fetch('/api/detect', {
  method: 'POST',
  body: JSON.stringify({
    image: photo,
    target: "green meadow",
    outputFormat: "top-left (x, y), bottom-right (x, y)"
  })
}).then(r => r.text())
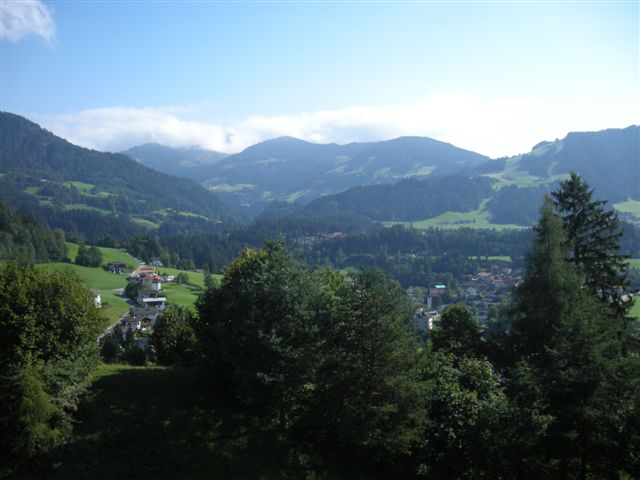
top-left (66, 242), bottom-right (139, 268)
top-left (384, 199), bottom-right (526, 231)
top-left (470, 255), bottom-right (512, 263)
top-left (163, 283), bottom-right (203, 310)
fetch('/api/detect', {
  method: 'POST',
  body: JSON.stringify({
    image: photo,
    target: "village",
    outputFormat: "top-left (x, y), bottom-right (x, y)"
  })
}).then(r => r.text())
top-left (98, 257), bottom-right (188, 351)
top-left (411, 263), bottom-right (522, 333)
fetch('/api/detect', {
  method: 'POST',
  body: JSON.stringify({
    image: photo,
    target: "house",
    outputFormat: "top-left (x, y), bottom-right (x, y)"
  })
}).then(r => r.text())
top-left (140, 296), bottom-right (167, 310)
top-left (120, 316), bottom-right (141, 332)
top-left (160, 274), bottom-right (175, 282)
top-left (465, 287), bottom-right (478, 297)
top-left (142, 274), bottom-right (162, 292)
top-left (429, 284), bottom-right (447, 296)
top-left (413, 310), bottom-right (440, 332)
top-left (138, 266), bottom-right (157, 276)
top-left (149, 257), bottom-right (163, 267)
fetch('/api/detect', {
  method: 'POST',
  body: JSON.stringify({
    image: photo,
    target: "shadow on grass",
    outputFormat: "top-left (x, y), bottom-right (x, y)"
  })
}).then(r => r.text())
top-left (37, 366), bottom-right (302, 480)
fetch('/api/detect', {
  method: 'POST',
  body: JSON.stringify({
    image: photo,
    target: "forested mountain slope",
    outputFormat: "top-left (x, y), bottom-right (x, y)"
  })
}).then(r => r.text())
top-left (0, 112), bottom-right (239, 240)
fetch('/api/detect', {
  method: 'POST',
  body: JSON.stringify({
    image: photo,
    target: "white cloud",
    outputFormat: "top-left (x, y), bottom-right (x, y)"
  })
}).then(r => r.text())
top-left (0, 0), bottom-right (55, 43)
top-left (33, 92), bottom-right (640, 158)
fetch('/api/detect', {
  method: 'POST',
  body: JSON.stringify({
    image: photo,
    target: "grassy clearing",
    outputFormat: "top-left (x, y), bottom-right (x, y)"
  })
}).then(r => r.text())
top-left (629, 259), bottom-right (640, 270)
top-left (63, 181), bottom-right (95, 193)
top-left (385, 199), bottom-right (525, 231)
top-left (163, 283), bottom-right (203, 310)
top-left (614, 199), bottom-right (640, 215)
top-left (131, 217), bottom-right (160, 229)
top-left (286, 190), bottom-right (311, 203)
top-left (65, 243), bottom-right (138, 268)
top-left (470, 255), bottom-right (512, 263)
top-left (481, 155), bottom-right (569, 191)
top-left (62, 204), bottom-right (111, 214)
top-left (405, 165), bottom-right (435, 177)
top-left (156, 268), bottom-right (222, 288)
top-left (24, 186), bottom-right (41, 195)
top-left (207, 183), bottom-right (255, 193)
top-left (39, 263), bottom-right (126, 290)
top-left (614, 199), bottom-right (640, 224)
top-left (43, 364), bottom-right (299, 480)
top-left (629, 297), bottom-right (640, 319)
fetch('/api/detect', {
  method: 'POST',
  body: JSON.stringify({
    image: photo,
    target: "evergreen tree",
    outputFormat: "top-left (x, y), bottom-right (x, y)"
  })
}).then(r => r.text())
top-left (294, 268), bottom-right (425, 472)
top-left (551, 172), bottom-right (630, 322)
top-left (506, 199), bottom-right (640, 478)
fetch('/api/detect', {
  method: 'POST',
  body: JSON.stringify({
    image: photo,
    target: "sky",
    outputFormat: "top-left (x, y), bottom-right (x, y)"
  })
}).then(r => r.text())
top-left (1, 0), bottom-right (638, 157)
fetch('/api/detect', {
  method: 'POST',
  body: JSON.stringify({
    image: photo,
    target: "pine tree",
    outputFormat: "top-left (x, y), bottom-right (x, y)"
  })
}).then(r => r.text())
top-left (551, 172), bottom-right (630, 322)
top-left (506, 198), bottom-right (640, 478)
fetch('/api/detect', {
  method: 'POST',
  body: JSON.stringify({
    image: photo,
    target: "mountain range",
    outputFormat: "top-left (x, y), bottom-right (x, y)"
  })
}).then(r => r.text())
top-left (1, 111), bottom-right (638, 240)
top-left (124, 135), bottom-right (491, 210)
top-left (122, 143), bottom-right (227, 180)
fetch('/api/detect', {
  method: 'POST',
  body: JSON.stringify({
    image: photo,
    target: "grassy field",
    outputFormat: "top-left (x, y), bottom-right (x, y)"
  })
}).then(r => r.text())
top-left (630, 297), bottom-right (640, 319)
top-left (470, 255), bottom-right (512, 263)
top-left (37, 364), bottom-right (302, 480)
top-left (613, 199), bottom-right (640, 215)
top-left (155, 268), bottom-right (223, 289)
top-left (628, 258), bottom-right (640, 270)
top-left (37, 263), bottom-right (129, 324)
top-left (66, 242), bottom-right (139, 269)
top-left (207, 183), bottom-right (255, 193)
top-left (163, 283), bottom-right (204, 310)
top-left (131, 217), bottom-right (160, 229)
top-left (62, 204), bottom-right (111, 214)
top-left (384, 199), bottom-right (526, 231)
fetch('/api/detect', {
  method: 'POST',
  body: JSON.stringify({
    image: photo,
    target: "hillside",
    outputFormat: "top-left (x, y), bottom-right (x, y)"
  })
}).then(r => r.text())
top-left (0, 113), bottom-right (239, 240)
top-left (476, 126), bottom-right (640, 224)
top-left (200, 136), bottom-right (490, 212)
top-left (300, 126), bottom-right (639, 229)
top-left (122, 143), bottom-right (227, 180)
top-left (303, 175), bottom-right (496, 223)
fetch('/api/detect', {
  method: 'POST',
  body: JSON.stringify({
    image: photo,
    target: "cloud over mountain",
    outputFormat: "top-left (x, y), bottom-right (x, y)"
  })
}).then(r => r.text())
top-left (33, 92), bottom-right (639, 158)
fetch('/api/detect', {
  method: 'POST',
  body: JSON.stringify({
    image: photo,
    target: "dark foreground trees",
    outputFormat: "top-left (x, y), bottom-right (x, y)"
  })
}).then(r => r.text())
top-left (196, 241), bottom-right (426, 474)
top-left (195, 223), bottom-right (639, 478)
top-left (505, 199), bottom-right (640, 478)
top-left (0, 264), bottom-right (103, 476)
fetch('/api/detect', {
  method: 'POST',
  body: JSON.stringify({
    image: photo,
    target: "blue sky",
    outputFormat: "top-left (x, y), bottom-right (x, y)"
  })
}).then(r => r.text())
top-left (1, 1), bottom-right (638, 156)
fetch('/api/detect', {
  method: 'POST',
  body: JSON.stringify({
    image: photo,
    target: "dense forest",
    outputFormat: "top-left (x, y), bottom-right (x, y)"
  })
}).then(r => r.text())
top-left (0, 201), bottom-right (68, 263)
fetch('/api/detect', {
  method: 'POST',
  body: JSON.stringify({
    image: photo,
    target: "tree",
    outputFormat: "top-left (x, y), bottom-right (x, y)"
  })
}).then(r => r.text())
top-left (430, 304), bottom-right (484, 358)
top-left (203, 271), bottom-right (215, 289)
top-left (505, 198), bottom-right (640, 478)
top-left (293, 268), bottom-right (426, 473)
top-left (196, 244), bottom-right (427, 475)
top-left (0, 264), bottom-right (102, 475)
top-left (124, 279), bottom-right (142, 300)
top-left (75, 244), bottom-right (103, 267)
top-left (152, 306), bottom-right (197, 366)
top-left (418, 352), bottom-right (510, 479)
top-left (551, 173), bottom-right (629, 321)
top-left (175, 272), bottom-right (190, 284)
top-left (196, 241), bottom-right (322, 425)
